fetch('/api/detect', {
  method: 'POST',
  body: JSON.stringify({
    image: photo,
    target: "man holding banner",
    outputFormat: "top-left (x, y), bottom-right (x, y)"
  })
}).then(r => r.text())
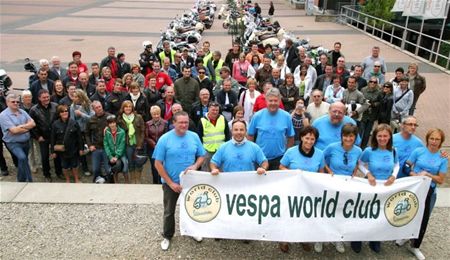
top-left (210, 119), bottom-right (268, 174)
top-left (153, 111), bottom-right (206, 251)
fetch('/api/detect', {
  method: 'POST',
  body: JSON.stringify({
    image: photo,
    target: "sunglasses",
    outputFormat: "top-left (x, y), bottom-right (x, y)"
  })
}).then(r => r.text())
top-left (10, 101), bottom-right (20, 104)
top-left (343, 151), bottom-right (348, 165)
top-left (198, 71), bottom-right (205, 74)
top-left (369, 81), bottom-right (378, 83)
top-left (60, 110), bottom-right (69, 113)
top-left (374, 65), bottom-right (381, 67)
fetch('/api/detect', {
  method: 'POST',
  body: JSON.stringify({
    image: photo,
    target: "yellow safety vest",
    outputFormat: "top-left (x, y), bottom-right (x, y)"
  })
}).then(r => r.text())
top-left (214, 59), bottom-right (224, 81)
top-left (159, 50), bottom-right (176, 64)
top-left (201, 116), bottom-right (226, 152)
top-left (203, 52), bottom-right (213, 66)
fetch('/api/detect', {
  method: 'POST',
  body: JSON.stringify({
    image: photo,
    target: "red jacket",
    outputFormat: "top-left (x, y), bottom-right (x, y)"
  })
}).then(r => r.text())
top-left (144, 72), bottom-right (173, 90)
top-left (253, 94), bottom-right (285, 112)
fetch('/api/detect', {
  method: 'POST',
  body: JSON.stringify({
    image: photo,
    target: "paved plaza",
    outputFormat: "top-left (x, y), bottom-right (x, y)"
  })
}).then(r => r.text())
top-left (0, 0), bottom-right (449, 259)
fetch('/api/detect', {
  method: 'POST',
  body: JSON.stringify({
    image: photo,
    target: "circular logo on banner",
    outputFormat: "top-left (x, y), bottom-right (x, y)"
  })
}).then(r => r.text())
top-left (384, 190), bottom-right (419, 227)
top-left (185, 184), bottom-right (221, 223)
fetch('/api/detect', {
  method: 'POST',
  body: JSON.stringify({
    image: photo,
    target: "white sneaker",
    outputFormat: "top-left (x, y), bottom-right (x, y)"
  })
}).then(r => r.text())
top-left (334, 242), bottom-right (345, 253)
top-left (192, 236), bottom-right (203, 242)
top-left (408, 247), bottom-right (425, 260)
top-left (161, 238), bottom-right (170, 251)
top-left (395, 239), bottom-right (408, 247)
top-left (314, 242), bottom-right (323, 253)
top-left (84, 171), bottom-right (91, 176)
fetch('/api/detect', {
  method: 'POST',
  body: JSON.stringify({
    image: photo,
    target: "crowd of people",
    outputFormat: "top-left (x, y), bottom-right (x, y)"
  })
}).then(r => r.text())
top-left (0, 13), bottom-right (446, 259)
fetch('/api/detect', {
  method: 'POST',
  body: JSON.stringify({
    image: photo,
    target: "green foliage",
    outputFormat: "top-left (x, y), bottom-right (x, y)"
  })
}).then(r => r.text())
top-left (362, 0), bottom-right (396, 22)
top-left (437, 42), bottom-right (450, 69)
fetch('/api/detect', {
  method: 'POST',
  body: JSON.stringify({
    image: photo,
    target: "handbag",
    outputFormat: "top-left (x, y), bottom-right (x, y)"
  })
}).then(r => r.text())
top-left (53, 120), bottom-right (72, 152)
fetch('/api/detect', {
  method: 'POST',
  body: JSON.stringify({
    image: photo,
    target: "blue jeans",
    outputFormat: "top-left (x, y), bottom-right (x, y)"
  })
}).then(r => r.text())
top-left (126, 145), bottom-right (136, 172)
top-left (6, 141), bottom-right (32, 182)
top-left (91, 149), bottom-right (110, 181)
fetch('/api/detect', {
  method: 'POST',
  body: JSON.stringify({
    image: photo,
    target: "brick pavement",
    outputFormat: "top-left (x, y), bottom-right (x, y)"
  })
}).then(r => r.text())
top-left (0, 0), bottom-right (448, 145)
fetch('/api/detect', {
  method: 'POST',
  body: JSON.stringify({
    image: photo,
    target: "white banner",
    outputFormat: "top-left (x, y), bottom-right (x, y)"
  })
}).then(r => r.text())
top-left (422, 0), bottom-right (448, 19)
top-left (392, 0), bottom-right (410, 12)
top-left (180, 170), bottom-right (431, 242)
top-left (402, 0), bottom-right (426, 16)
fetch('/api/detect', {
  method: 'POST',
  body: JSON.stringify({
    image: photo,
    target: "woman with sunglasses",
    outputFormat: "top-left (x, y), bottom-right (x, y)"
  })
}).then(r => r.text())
top-left (321, 123), bottom-right (362, 253)
top-left (50, 105), bottom-right (84, 183)
top-left (278, 125), bottom-right (325, 253)
top-left (352, 123), bottom-right (399, 254)
top-left (378, 82), bottom-right (393, 125)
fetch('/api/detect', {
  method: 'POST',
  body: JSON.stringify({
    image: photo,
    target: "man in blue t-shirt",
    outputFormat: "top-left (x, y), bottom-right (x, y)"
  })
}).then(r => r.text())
top-left (211, 119), bottom-right (268, 174)
top-left (153, 111), bottom-right (206, 251)
top-left (248, 88), bottom-right (295, 170)
top-left (393, 116), bottom-right (423, 178)
top-left (312, 102), bottom-right (360, 150)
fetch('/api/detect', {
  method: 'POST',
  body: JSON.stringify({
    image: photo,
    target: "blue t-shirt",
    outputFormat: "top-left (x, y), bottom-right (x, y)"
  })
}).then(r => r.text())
top-left (408, 147), bottom-right (448, 188)
top-left (0, 108), bottom-right (32, 143)
top-left (393, 133), bottom-right (423, 178)
top-left (211, 140), bottom-right (267, 172)
top-left (360, 147), bottom-right (399, 180)
top-left (280, 146), bottom-right (325, 172)
top-left (248, 108), bottom-right (295, 160)
top-left (312, 115), bottom-right (361, 150)
top-left (323, 142), bottom-right (362, 176)
top-left (152, 130), bottom-right (206, 184)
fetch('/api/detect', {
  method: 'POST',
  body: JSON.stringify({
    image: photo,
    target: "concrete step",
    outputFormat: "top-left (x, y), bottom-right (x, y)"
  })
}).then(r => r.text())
top-left (1, 182), bottom-right (449, 207)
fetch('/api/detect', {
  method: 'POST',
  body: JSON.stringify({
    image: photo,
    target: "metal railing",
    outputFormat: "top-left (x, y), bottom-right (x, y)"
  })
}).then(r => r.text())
top-left (339, 5), bottom-right (450, 71)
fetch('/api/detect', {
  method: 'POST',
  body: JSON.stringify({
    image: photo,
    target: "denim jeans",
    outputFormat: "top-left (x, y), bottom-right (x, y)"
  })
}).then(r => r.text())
top-left (126, 145), bottom-right (136, 172)
top-left (91, 149), bottom-right (110, 181)
top-left (6, 141), bottom-right (32, 182)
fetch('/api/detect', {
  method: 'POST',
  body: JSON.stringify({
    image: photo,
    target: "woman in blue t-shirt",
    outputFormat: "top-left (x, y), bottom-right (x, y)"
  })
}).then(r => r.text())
top-left (324, 123), bottom-right (362, 177)
top-left (399, 128), bottom-right (447, 260)
top-left (352, 123), bottom-right (399, 254)
top-left (278, 126), bottom-right (324, 253)
top-left (319, 124), bottom-right (362, 254)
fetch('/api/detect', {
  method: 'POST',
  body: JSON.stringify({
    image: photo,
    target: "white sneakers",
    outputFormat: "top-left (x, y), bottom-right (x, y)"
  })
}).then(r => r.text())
top-left (161, 236), bottom-right (202, 251)
top-left (395, 239), bottom-right (408, 247)
top-left (334, 242), bottom-right (345, 253)
top-left (314, 242), bottom-right (323, 253)
top-left (192, 236), bottom-right (203, 242)
top-left (408, 247), bottom-right (425, 260)
top-left (161, 238), bottom-right (170, 251)
top-left (84, 171), bottom-right (91, 176)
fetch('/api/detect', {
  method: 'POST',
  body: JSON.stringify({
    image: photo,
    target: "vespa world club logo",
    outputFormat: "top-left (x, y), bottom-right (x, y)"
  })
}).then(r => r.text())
top-left (384, 190), bottom-right (419, 227)
top-left (185, 184), bottom-right (221, 223)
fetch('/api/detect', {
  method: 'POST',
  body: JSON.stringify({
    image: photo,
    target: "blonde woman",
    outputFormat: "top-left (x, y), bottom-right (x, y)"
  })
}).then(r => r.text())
top-left (70, 89), bottom-right (94, 176)
top-left (238, 78), bottom-right (261, 122)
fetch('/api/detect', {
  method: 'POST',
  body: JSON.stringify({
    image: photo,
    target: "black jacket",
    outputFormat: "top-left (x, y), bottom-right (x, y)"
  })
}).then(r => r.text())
top-left (90, 91), bottom-right (108, 111)
top-left (197, 77), bottom-right (214, 100)
top-left (216, 90), bottom-right (238, 113)
top-left (143, 88), bottom-right (161, 107)
top-left (29, 102), bottom-right (59, 140)
top-left (190, 101), bottom-right (209, 127)
top-left (51, 118), bottom-right (83, 158)
top-left (106, 92), bottom-right (127, 115)
top-left (85, 112), bottom-right (111, 149)
top-left (126, 93), bottom-right (150, 122)
top-left (29, 79), bottom-right (54, 104)
top-left (78, 83), bottom-right (96, 98)
top-left (139, 50), bottom-right (158, 74)
top-left (118, 62), bottom-right (131, 79)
